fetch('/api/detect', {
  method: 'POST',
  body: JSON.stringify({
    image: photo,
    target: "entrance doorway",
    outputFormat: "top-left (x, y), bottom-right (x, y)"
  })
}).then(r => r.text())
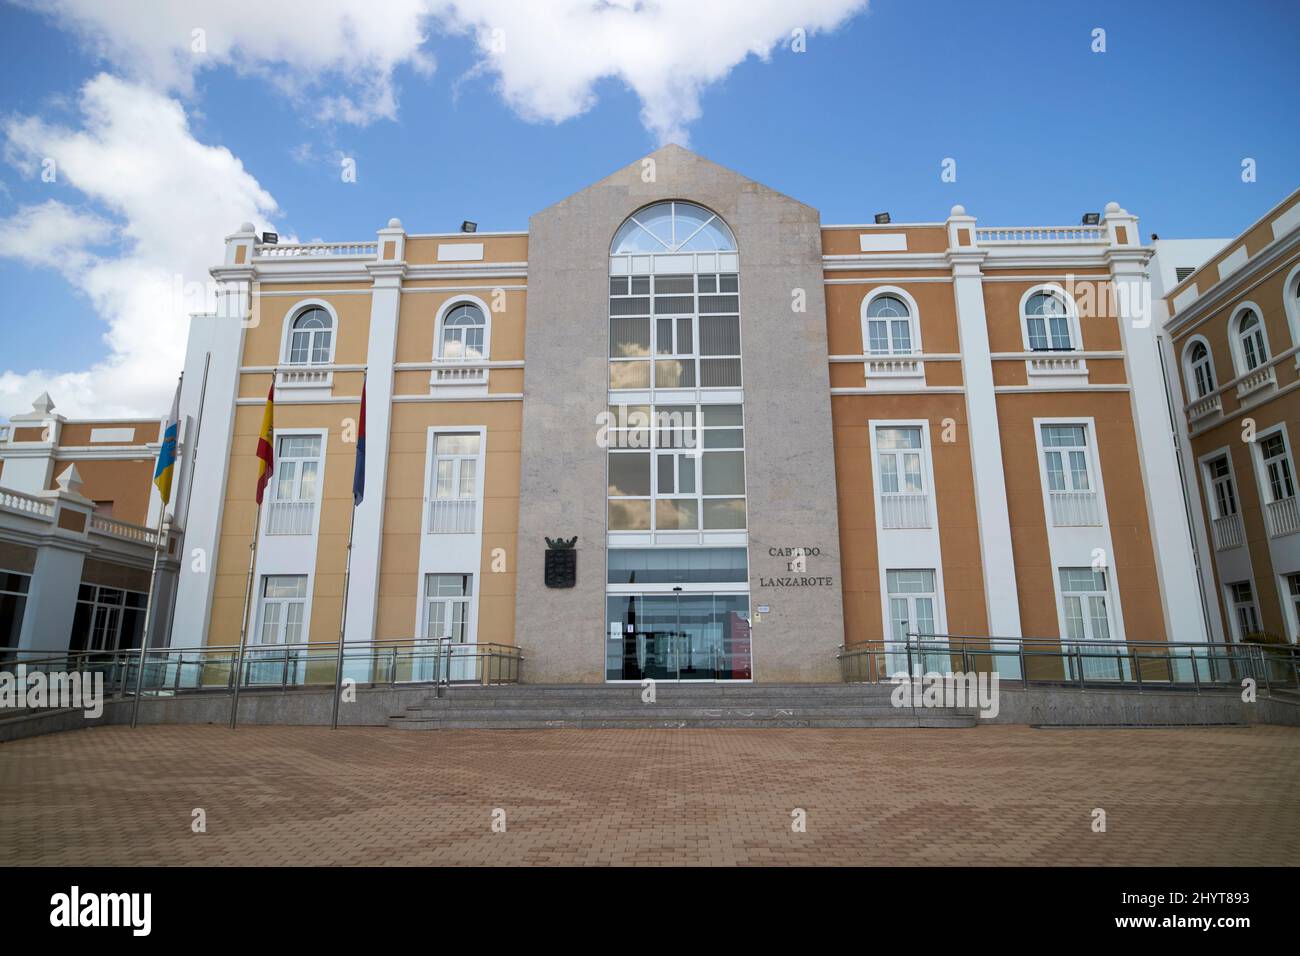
top-left (605, 592), bottom-right (751, 681)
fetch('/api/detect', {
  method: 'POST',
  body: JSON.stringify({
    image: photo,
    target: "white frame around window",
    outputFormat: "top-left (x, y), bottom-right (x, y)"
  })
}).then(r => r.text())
top-left (1226, 579), bottom-right (1261, 640)
top-left (1182, 335), bottom-right (1217, 401)
top-left (1283, 572), bottom-right (1300, 644)
top-left (1034, 419), bottom-right (1103, 528)
top-left (434, 295), bottom-right (492, 363)
top-left (255, 574), bottom-right (308, 646)
top-left (279, 299), bottom-right (339, 367)
top-left (1251, 424), bottom-right (1298, 538)
top-left (1283, 263), bottom-right (1300, 363)
top-left (264, 429), bottom-right (326, 536)
top-left (1019, 284), bottom-right (1081, 353)
top-left (860, 286), bottom-right (922, 357)
top-left (1198, 446), bottom-right (1246, 552)
top-left (425, 427), bottom-right (486, 535)
top-left (869, 420), bottom-right (937, 531)
top-left (1228, 301), bottom-right (1270, 375)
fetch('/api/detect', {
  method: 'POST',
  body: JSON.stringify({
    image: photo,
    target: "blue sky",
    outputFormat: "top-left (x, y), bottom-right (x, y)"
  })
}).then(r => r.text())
top-left (1, 0), bottom-right (1297, 417)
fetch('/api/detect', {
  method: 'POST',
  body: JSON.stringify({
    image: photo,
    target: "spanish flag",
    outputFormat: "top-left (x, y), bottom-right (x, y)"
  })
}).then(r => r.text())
top-left (152, 379), bottom-right (181, 505)
top-left (255, 383), bottom-right (275, 505)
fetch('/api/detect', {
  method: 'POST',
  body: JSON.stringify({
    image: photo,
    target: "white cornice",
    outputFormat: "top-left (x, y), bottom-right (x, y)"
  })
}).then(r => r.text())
top-left (1165, 227), bottom-right (1300, 336)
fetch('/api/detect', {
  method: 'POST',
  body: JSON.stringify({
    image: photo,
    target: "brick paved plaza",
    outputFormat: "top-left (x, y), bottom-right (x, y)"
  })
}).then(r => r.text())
top-left (1, 724), bottom-right (1297, 866)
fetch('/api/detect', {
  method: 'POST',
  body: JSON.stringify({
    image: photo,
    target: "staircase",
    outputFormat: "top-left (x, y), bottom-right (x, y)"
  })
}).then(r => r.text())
top-left (387, 683), bottom-right (977, 730)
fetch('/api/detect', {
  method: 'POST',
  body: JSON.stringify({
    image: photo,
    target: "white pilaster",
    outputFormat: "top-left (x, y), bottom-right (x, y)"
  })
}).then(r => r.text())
top-left (946, 206), bottom-right (1023, 676)
top-left (168, 223), bottom-right (256, 648)
top-left (1106, 203), bottom-right (1212, 644)
top-left (344, 220), bottom-right (405, 646)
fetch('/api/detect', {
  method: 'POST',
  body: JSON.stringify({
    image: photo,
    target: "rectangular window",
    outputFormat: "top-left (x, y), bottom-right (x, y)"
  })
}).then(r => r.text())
top-left (275, 435), bottom-right (322, 502)
top-left (0, 571), bottom-right (31, 653)
top-left (607, 404), bottom-right (747, 532)
top-left (257, 575), bottom-right (307, 645)
top-left (1228, 581), bottom-right (1261, 638)
top-left (609, 272), bottom-right (740, 391)
top-left (1288, 573), bottom-right (1300, 642)
top-left (1058, 568), bottom-right (1112, 642)
top-left (876, 426), bottom-right (925, 495)
top-left (429, 433), bottom-right (481, 534)
top-left (1041, 425), bottom-right (1091, 492)
top-left (1260, 433), bottom-right (1295, 503)
top-left (886, 570), bottom-right (937, 640)
top-left (1207, 455), bottom-right (1237, 517)
top-left (424, 574), bottom-right (472, 642)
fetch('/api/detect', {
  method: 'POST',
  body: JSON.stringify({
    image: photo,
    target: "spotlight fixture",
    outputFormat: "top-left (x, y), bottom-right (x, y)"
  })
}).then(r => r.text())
top-left (873, 212), bottom-right (891, 224)
top-left (460, 220), bottom-right (478, 233)
top-left (260, 231), bottom-right (279, 244)
top-left (1081, 212), bottom-right (1100, 226)
top-left (1150, 233), bottom-right (1160, 241)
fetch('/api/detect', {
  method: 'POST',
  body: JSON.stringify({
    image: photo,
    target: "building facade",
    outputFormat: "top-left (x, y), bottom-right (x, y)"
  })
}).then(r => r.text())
top-left (0, 394), bottom-right (177, 655)
top-left (5, 146), bottom-right (1243, 679)
top-left (1162, 188), bottom-right (1300, 646)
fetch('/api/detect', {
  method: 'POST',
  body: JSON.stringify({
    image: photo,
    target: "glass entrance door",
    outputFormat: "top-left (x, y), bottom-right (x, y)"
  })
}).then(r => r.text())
top-left (605, 593), bottom-right (751, 681)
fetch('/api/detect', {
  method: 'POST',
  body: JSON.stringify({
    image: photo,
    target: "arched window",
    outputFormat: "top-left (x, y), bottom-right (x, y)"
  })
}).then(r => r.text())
top-left (1235, 308), bottom-right (1268, 372)
top-left (863, 291), bottom-right (917, 355)
top-left (1022, 289), bottom-right (1076, 351)
top-left (439, 303), bottom-right (486, 360)
top-left (610, 201), bottom-right (736, 254)
top-left (286, 306), bottom-right (333, 365)
top-left (1185, 339), bottom-right (1216, 399)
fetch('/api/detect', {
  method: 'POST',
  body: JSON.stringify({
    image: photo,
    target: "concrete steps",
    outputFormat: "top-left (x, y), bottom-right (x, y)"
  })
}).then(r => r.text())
top-left (386, 683), bottom-right (976, 730)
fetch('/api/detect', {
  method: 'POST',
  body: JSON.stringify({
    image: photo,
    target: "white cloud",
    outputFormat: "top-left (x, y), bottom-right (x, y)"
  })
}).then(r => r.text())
top-left (23, 0), bottom-right (868, 140)
top-left (430, 0), bottom-right (868, 144)
top-left (19, 0), bottom-right (436, 125)
top-left (0, 74), bottom-right (281, 418)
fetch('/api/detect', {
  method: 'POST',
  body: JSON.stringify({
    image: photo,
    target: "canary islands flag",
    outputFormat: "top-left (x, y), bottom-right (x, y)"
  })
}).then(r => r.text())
top-left (152, 380), bottom-right (181, 505)
top-left (255, 384), bottom-right (275, 505)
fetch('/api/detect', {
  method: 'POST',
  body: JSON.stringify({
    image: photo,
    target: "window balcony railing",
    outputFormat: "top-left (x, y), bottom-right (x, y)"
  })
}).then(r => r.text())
top-left (266, 499), bottom-right (316, 535)
top-left (880, 493), bottom-right (930, 529)
top-left (277, 367), bottom-right (332, 388)
top-left (1049, 490), bottom-right (1101, 527)
top-left (1265, 496), bottom-right (1300, 538)
top-left (1235, 365), bottom-right (1276, 400)
top-left (1186, 393), bottom-right (1222, 423)
top-left (428, 497), bottom-right (477, 534)
top-left (1027, 355), bottom-right (1087, 375)
top-left (430, 363), bottom-right (487, 387)
top-left (255, 241), bottom-right (378, 259)
top-left (865, 355), bottom-right (923, 378)
top-left (1211, 512), bottom-right (1244, 551)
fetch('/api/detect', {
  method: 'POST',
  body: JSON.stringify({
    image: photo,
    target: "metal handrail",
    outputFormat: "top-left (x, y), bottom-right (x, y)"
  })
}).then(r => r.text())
top-left (0, 638), bottom-right (524, 704)
top-left (835, 634), bottom-right (1299, 697)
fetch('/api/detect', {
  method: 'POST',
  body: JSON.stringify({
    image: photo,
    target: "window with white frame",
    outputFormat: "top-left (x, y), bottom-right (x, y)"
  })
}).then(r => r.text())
top-left (1059, 568), bottom-right (1113, 643)
top-left (1235, 308), bottom-right (1268, 372)
top-left (257, 575), bottom-right (307, 644)
top-left (424, 573), bottom-right (472, 642)
top-left (1040, 424), bottom-right (1100, 526)
top-left (606, 404), bottom-right (745, 532)
top-left (1207, 455), bottom-right (1237, 517)
top-left (286, 307), bottom-right (333, 365)
top-left (439, 303), bottom-right (486, 361)
top-left (1228, 581), bottom-right (1261, 638)
top-left (1204, 455), bottom-right (1243, 550)
top-left (1023, 290), bottom-right (1075, 351)
top-left (429, 433), bottom-right (481, 533)
top-left (1259, 432), bottom-right (1295, 504)
top-left (886, 570), bottom-right (937, 640)
top-left (267, 435), bottom-right (322, 535)
top-left (1186, 340), bottom-right (1216, 399)
top-left (875, 425), bottom-right (930, 529)
top-left (1287, 573), bottom-right (1300, 642)
top-left (864, 293), bottom-right (915, 355)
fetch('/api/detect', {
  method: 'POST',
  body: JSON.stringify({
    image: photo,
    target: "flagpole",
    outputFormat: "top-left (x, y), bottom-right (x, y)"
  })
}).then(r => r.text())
top-left (332, 370), bottom-right (366, 730)
top-left (231, 375), bottom-right (276, 730)
top-left (130, 372), bottom-right (182, 729)
top-left (229, 500), bottom-right (263, 730)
